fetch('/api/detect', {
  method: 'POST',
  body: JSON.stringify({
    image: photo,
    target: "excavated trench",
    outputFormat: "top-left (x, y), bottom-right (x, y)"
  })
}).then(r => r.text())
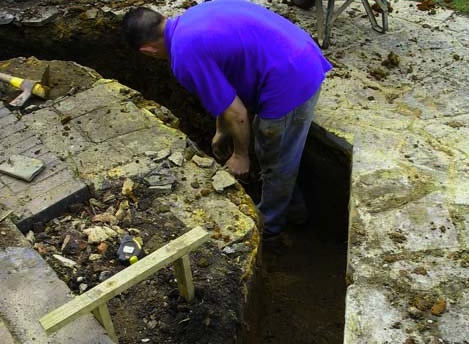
top-left (0, 8), bottom-right (351, 343)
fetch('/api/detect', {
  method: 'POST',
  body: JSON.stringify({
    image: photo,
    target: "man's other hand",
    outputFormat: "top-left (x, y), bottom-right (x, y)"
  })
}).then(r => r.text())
top-left (225, 153), bottom-right (250, 178)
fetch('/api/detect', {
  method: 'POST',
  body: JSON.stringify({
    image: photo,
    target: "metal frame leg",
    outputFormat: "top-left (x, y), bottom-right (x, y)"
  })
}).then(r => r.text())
top-left (315, 0), bottom-right (389, 48)
top-left (361, 0), bottom-right (388, 33)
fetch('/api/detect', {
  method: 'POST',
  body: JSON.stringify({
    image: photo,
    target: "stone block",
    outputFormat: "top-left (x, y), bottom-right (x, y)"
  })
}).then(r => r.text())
top-left (23, 176), bottom-right (86, 215)
top-left (344, 285), bottom-right (408, 344)
top-left (16, 177), bottom-right (89, 232)
top-left (71, 142), bottom-right (134, 178)
top-left (2, 132), bottom-right (42, 157)
top-left (113, 125), bottom-right (186, 156)
top-left (0, 155), bottom-right (45, 182)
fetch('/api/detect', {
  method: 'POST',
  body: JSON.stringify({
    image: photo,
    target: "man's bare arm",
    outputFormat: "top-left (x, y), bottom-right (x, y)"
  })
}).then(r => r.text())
top-left (219, 96), bottom-right (250, 177)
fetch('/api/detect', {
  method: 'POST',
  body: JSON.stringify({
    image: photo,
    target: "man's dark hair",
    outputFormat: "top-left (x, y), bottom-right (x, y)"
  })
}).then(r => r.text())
top-left (122, 7), bottom-right (164, 50)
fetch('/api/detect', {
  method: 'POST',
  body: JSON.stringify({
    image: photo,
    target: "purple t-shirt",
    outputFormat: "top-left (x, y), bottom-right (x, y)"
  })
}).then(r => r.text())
top-left (164, 0), bottom-right (332, 119)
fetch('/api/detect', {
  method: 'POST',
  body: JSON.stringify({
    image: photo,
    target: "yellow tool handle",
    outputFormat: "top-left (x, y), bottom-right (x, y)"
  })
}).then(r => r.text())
top-left (0, 72), bottom-right (49, 100)
top-left (32, 83), bottom-right (49, 99)
top-left (10, 76), bottom-right (24, 89)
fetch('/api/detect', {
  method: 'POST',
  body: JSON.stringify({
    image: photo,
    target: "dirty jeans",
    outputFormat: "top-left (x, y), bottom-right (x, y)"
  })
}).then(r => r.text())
top-left (252, 89), bottom-right (320, 234)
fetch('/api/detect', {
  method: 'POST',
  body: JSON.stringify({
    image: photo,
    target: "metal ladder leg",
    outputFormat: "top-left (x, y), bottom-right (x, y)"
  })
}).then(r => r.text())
top-left (361, 0), bottom-right (388, 33)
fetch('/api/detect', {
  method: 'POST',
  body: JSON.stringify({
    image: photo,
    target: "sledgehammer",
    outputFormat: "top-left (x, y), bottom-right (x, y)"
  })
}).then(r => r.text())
top-left (0, 65), bottom-right (50, 107)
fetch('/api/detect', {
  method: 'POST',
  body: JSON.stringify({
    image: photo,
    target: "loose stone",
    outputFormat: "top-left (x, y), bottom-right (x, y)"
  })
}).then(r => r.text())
top-left (53, 254), bottom-right (77, 268)
top-left (192, 155), bottom-right (214, 168)
top-left (169, 151), bottom-right (184, 166)
top-left (79, 283), bottom-right (88, 294)
top-left (154, 148), bottom-right (171, 162)
top-left (212, 170), bottom-right (236, 192)
top-left (89, 254), bottom-right (102, 261)
top-left (83, 226), bottom-right (114, 243)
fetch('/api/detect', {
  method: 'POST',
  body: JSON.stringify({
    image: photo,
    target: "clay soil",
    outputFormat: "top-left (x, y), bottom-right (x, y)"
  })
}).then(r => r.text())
top-left (31, 177), bottom-right (246, 344)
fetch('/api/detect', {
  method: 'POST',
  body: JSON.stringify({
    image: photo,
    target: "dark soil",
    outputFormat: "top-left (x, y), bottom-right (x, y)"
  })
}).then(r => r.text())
top-left (260, 224), bottom-right (346, 344)
top-left (32, 177), bottom-right (246, 344)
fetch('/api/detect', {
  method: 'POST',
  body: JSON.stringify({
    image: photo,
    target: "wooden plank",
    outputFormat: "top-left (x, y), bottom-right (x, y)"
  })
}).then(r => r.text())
top-left (92, 303), bottom-right (118, 343)
top-left (173, 255), bottom-right (194, 302)
top-left (40, 226), bottom-right (210, 335)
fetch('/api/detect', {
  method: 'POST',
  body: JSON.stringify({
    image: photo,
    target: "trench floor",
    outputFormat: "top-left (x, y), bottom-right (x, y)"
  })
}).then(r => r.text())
top-left (260, 222), bottom-right (347, 344)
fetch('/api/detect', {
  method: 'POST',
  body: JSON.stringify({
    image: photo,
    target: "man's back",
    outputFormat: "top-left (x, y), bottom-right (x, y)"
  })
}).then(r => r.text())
top-left (165, 0), bottom-right (332, 118)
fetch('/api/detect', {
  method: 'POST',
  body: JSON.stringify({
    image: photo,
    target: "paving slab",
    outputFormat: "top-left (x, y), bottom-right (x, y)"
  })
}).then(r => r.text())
top-left (0, 218), bottom-right (113, 344)
top-left (0, 318), bottom-right (16, 344)
top-left (0, 154), bottom-right (45, 182)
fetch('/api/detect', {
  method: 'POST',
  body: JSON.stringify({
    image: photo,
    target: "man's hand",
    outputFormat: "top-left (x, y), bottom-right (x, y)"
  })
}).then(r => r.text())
top-left (225, 153), bottom-right (250, 178)
top-left (211, 132), bottom-right (233, 163)
top-left (216, 96), bottom-right (251, 179)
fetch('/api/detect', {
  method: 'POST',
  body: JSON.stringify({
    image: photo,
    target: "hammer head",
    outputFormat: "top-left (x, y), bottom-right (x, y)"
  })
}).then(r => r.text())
top-left (8, 65), bottom-right (50, 107)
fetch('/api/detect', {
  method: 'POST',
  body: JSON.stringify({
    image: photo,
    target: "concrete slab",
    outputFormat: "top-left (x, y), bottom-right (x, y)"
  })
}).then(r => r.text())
top-left (0, 318), bottom-right (16, 344)
top-left (0, 154), bottom-right (45, 182)
top-left (0, 220), bottom-right (113, 344)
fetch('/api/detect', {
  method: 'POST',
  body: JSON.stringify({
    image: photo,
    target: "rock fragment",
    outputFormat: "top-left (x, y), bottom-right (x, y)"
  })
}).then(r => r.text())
top-left (21, 8), bottom-right (60, 26)
top-left (382, 51), bottom-right (400, 68)
top-left (89, 253), bottom-right (102, 261)
top-left (92, 212), bottom-right (118, 225)
top-left (212, 170), bottom-right (236, 192)
top-left (53, 254), bottom-right (77, 268)
top-left (79, 283), bottom-right (88, 294)
top-left (192, 155), bottom-right (214, 168)
top-left (25, 231), bottom-right (35, 244)
top-left (83, 226), bottom-right (116, 243)
top-left (431, 299), bottom-right (446, 316)
top-left (122, 178), bottom-right (137, 202)
top-left (169, 151), bottom-right (184, 166)
top-left (154, 148), bottom-right (172, 162)
top-left (99, 271), bottom-right (112, 282)
top-left (0, 13), bottom-right (14, 25)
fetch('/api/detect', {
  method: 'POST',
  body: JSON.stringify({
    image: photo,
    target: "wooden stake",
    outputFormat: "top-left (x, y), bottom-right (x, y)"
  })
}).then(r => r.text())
top-left (173, 255), bottom-right (194, 302)
top-left (92, 303), bottom-right (118, 343)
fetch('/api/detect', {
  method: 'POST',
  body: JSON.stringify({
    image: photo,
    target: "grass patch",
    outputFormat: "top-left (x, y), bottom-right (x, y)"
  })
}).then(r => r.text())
top-left (437, 0), bottom-right (469, 13)
top-left (452, 0), bottom-right (469, 13)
